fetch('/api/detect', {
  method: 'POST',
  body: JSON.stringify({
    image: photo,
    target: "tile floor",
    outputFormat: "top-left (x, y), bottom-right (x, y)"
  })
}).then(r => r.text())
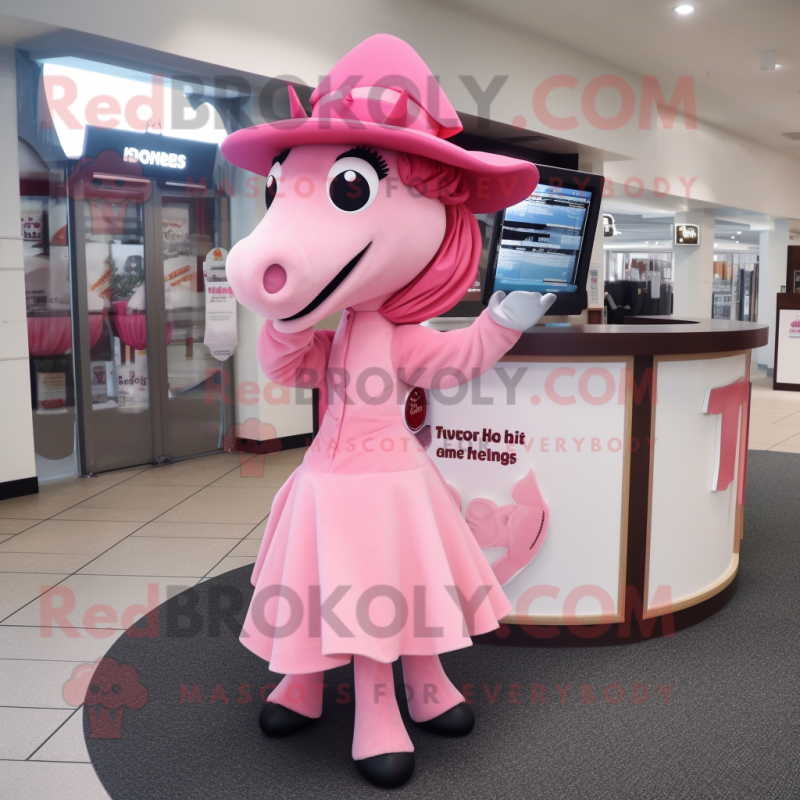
top-left (0, 448), bottom-right (304, 799)
top-left (0, 366), bottom-right (798, 798)
top-left (748, 366), bottom-right (800, 452)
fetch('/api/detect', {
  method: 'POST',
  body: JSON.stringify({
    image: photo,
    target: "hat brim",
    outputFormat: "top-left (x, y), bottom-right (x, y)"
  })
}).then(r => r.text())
top-left (221, 118), bottom-right (538, 214)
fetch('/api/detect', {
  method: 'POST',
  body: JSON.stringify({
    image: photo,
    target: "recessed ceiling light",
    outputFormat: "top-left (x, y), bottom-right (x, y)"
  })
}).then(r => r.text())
top-left (776, 64), bottom-right (782, 69)
top-left (674, 4), bottom-right (695, 15)
top-left (737, 230), bottom-right (742, 234)
top-left (731, 236), bottom-right (735, 239)
top-left (714, 243), bottom-right (718, 247)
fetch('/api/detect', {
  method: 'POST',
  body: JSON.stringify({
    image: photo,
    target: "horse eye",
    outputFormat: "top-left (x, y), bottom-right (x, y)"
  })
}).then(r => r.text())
top-left (265, 174), bottom-right (278, 209)
top-left (329, 170), bottom-right (371, 212)
top-left (265, 162), bottom-right (282, 210)
top-left (327, 158), bottom-right (379, 213)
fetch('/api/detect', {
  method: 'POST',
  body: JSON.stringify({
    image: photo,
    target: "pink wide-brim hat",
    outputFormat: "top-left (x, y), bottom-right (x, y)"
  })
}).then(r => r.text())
top-left (221, 34), bottom-right (538, 214)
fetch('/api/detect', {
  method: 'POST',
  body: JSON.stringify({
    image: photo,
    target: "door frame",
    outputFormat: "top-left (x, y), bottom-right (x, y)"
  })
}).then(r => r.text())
top-left (69, 173), bottom-right (233, 475)
top-left (144, 180), bottom-right (170, 465)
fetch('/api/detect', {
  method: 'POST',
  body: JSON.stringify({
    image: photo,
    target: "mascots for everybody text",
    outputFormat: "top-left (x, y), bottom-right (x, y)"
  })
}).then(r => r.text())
top-left (222, 34), bottom-right (555, 787)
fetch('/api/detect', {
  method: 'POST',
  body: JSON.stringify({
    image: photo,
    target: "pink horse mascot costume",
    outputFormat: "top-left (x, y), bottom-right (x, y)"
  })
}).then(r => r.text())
top-left (222, 34), bottom-right (555, 787)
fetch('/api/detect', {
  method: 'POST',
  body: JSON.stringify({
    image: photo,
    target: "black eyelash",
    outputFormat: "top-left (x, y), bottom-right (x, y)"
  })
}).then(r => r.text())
top-left (272, 148), bottom-right (291, 167)
top-left (335, 146), bottom-right (389, 180)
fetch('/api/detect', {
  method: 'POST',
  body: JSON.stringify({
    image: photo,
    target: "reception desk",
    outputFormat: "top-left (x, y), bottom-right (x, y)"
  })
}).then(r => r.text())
top-left (425, 317), bottom-right (768, 634)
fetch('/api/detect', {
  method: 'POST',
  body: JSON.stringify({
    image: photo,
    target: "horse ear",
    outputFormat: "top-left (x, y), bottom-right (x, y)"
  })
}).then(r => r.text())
top-left (382, 90), bottom-right (408, 127)
top-left (511, 469), bottom-right (545, 507)
top-left (287, 85), bottom-right (308, 119)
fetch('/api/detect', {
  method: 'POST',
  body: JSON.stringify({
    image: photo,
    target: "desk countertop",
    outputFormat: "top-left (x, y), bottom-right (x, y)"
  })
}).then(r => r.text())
top-left (504, 317), bottom-right (770, 357)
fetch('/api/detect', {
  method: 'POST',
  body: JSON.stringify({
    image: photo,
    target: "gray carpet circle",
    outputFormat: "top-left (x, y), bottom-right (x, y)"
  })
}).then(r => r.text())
top-left (84, 450), bottom-right (800, 799)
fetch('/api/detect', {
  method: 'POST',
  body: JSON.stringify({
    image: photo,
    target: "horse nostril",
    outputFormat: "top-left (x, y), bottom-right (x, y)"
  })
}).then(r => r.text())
top-left (263, 264), bottom-right (287, 294)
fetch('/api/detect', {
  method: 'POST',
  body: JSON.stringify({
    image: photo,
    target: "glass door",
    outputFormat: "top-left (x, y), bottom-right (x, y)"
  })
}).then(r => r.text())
top-left (157, 183), bottom-right (231, 459)
top-left (711, 252), bottom-right (759, 321)
top-left (69, 170), bottom-right (233, 474)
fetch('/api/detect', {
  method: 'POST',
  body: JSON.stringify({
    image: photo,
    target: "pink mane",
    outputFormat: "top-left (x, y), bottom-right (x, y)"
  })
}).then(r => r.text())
top-left (379, 153), bottom-right (481, 324)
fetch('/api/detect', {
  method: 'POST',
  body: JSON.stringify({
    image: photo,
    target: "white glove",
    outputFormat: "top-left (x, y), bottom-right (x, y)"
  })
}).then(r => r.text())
top-left (487, 290), bottom-right (557, 331)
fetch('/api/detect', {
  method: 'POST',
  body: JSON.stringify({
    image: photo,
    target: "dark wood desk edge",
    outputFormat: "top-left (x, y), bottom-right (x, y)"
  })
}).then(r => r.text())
top-left (508, 318), bottom-right (769, 357)
top-left (776, 293), bottom-right (800, 311)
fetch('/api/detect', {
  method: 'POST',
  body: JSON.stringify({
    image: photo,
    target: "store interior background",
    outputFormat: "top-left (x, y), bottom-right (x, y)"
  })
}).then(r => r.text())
top-left (3, 3), bottom-right (800, 797)
top-left (3, 0), bottom-right (800, 491)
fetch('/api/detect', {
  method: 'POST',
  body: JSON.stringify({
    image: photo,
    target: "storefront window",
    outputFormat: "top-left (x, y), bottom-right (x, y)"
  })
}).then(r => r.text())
top-left (19, 148), bottom-right (77, 480)
top-left (604, 251), bottom-right (674, 322)
top-left (17, 52), bottom-right (263, 477)
top-left (712, 252), bottom-right (759, 321)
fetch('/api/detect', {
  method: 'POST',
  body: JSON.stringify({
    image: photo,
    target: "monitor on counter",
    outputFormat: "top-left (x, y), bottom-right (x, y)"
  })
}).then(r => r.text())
top-left (482, 164), bottom-right (605, 317)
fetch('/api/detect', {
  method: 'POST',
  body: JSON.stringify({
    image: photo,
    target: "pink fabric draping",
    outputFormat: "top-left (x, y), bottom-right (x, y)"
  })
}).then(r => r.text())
top-left (396, 153), bottom-right (470, 205)
top-left (111, 301), bottom-right (173, 349)
top-left (27, 315), bottom-right (103, 357)
top-left (26, 317), bottom-right (72, 357)
top-left (112, 301), bottom-right (147, 349)
top-left (88, 315), bottom-right (104, 350)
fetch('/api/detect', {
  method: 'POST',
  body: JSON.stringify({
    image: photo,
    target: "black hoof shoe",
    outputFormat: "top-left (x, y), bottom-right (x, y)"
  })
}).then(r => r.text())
top-left (258, 703), bottom-right (317, 736)
top-left (417, 702), bottom-right (474, 736)
top-left (355, 752), bottom-right (415, 788)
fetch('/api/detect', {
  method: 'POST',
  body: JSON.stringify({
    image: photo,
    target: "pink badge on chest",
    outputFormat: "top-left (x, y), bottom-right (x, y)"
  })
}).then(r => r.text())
top-left (404, 387), bottom-right (427, 433)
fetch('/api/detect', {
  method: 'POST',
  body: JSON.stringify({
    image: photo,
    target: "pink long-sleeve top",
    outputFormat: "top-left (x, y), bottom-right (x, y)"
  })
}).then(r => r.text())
top-left (258, 308), bottom-right (520, 474)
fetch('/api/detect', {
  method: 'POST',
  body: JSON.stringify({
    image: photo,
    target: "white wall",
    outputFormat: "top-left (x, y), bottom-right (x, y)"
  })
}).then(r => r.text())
top-left (0, 46), bottom-right (37, 489)
top-left (756, 220), bottom-right (790, 370)
top-left (1, 0), bottom-right (656, 160)
top-left (8, 0), bottom-right (800, 223)
top-left (605, 122), bottom-right (800, 222)
top-left (672, 209), bottom-right (714, 318)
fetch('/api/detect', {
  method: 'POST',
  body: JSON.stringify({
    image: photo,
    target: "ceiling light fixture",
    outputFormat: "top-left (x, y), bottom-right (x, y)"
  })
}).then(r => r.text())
top-left (674, 4), bottom-right (695, 14)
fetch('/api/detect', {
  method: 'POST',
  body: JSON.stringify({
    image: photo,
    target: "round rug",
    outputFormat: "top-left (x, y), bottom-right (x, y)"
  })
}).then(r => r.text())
top-left (85, 451), bottom-right (800, 798)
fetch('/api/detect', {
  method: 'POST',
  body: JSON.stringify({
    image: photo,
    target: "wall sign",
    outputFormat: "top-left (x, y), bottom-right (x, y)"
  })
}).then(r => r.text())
top-left (123, 147), bottom-right (187, 170)
top-left (588, 267), bottom-right (602, 308)
top-left (775, 309), bottom-right (800, 386)
top-left (674, 223), bottom-right (700, 245)
top-left (203, 247), bottom-right (237, 361)
top-left (82, 126), bottom-right (217, 185)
